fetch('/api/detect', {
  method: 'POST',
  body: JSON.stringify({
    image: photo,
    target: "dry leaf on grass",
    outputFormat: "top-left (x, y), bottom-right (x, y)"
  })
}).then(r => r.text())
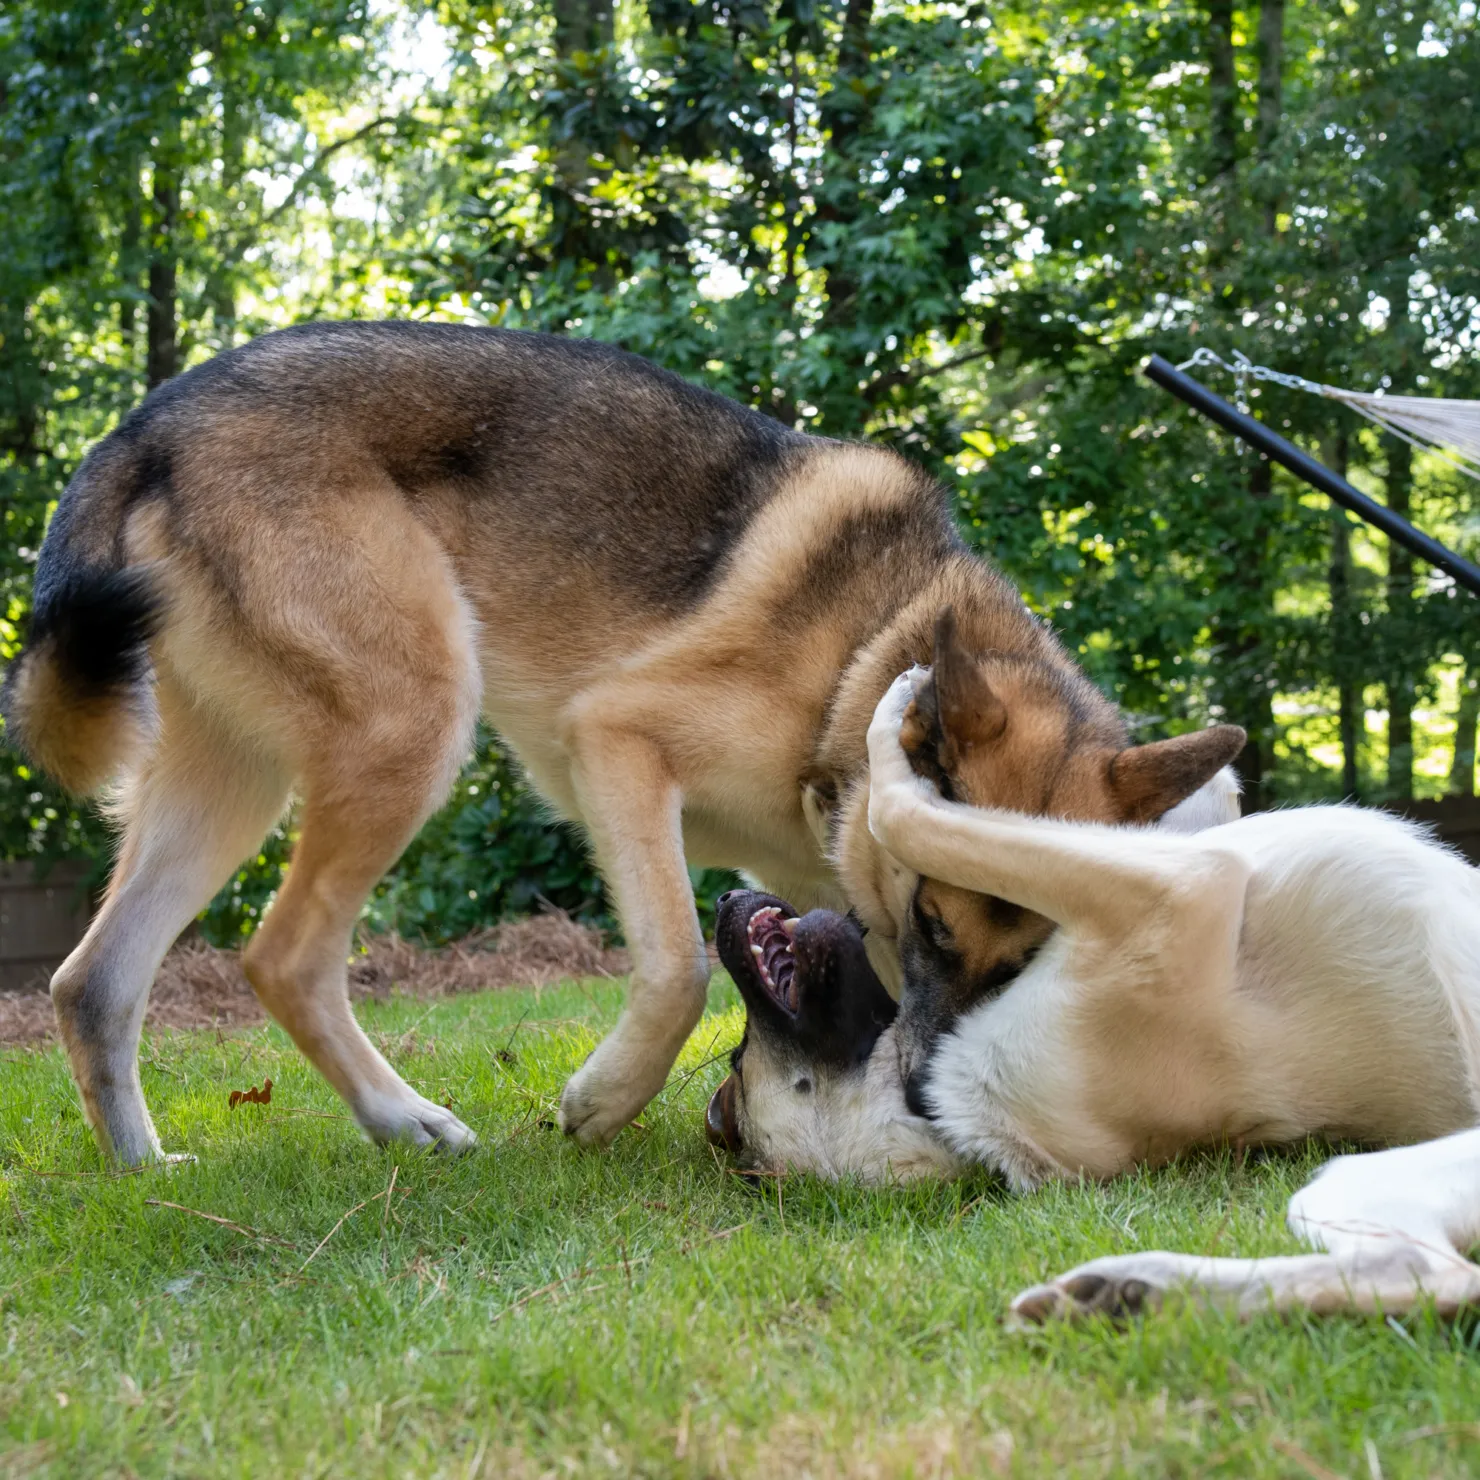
top-left (228, 1079), bottom-right (272, 1109)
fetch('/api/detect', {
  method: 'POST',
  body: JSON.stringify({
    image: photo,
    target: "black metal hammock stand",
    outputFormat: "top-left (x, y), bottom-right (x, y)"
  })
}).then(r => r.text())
top-left (1143, 352), bottom-right (1480, 599)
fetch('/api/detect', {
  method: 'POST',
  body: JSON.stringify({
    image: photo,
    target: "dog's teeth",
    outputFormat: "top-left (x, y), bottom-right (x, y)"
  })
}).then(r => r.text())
top-left (781, 917), bottom-right (799, 936)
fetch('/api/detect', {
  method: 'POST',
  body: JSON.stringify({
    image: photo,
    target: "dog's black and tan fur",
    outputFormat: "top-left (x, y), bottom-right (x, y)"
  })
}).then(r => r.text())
top-left (9, 321), bottom-right (1157, 1164)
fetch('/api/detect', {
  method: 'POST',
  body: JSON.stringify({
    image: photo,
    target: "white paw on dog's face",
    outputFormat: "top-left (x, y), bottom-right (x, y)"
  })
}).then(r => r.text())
top-left (708, 890), bottom-right (952, 1181)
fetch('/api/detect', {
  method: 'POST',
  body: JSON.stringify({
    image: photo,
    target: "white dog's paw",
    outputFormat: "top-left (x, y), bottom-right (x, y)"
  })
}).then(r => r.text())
top-left (866, 668), bottom-right (944, 844)
top-left (356, 1091), bottom-right (477, 1153)
top-left (558, 1027), bottom-right (674, 1147)
top-left (1009, 1254), bottom-right (1191, 1324)
top-left (866, 670), bottom-right (923, 756)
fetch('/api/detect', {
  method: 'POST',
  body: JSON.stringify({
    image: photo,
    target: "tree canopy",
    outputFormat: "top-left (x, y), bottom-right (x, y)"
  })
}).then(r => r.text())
top-left (3, 0), bottom-right (1478, 938)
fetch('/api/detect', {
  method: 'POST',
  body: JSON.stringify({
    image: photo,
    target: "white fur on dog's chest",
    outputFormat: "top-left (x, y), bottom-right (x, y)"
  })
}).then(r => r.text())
top-left (920, 807), bottom-right (1480, 1187)
top-left (924, 934), bottom-right (1132, 1188)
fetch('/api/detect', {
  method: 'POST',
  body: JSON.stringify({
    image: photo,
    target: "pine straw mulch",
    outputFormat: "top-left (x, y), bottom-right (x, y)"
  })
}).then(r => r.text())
top-left (0, 911), bottom-right (632, 1048)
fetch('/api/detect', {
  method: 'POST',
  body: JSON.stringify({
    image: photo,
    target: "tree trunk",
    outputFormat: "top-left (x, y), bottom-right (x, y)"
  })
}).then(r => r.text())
top-left (1385, 437), bottom-right (1415, 801)
top-left (814, 0), bottom-right (877, 391)
top-left (553, 0), bottom-right (613, 56)
top-left (208, 89), bottom-right (244, 351)
top-left (146, 136), bottom-right (179, 389)
top-left (1256, 0), bottom-right (1285, 235)
top-left (1207, 0), bottom-right (1285, 811)
top-left (0, 300), bottom-right (41, 465)
top-left (834, 0), bottom-right (874, 129)
top-left (1325, 429), bottom-right (1360, 799)
top-left (119, 187), bottom-right (142, 353)
top-left (1451, 668), bottom-right (1478, 797)
top-left (1207, 0), bottom-right (1237, 180)
top-left (1230, 453), bottom-right (1275, 812)
top-left (1256, 0), bottom-right (1284, 151)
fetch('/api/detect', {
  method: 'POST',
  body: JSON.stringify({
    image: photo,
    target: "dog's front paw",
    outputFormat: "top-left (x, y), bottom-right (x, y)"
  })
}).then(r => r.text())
top-left (558, 1026), bottom-right (674, 1147)
top-left (1009, 1255), bottom-right (1184, 1324)
top-left (355, 1090), bottom-right (477, 1153)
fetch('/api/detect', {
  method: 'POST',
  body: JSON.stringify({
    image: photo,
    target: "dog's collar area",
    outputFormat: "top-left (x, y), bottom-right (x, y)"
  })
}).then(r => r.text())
top-left (706, 1073), bottom-right (743, 1155)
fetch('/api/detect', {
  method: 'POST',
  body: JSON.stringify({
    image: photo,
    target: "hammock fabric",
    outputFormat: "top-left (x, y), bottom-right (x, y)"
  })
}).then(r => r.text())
top-left (1178, 348), bottom-right (1480, 484)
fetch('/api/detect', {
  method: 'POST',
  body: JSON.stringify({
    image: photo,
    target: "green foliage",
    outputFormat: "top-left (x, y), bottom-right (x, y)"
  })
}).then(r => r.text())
top-left (362, 732), bottom-right (608, 942)
top-left (4, 0), bottom-right (1480, 937)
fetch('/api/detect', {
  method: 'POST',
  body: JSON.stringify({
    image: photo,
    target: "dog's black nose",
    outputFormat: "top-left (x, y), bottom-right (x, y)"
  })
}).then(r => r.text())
top-left (717, 890), bottom-right (736, 907)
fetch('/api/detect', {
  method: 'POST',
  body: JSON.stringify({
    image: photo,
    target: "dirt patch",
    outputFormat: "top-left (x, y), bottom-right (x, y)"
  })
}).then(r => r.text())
top-left (0, 911), bottom-right (630, 1047)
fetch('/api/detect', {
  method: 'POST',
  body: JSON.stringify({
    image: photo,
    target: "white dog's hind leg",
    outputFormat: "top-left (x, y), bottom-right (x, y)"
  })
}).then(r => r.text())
top-left (1010, 1130), bottom-right (1480, 1322)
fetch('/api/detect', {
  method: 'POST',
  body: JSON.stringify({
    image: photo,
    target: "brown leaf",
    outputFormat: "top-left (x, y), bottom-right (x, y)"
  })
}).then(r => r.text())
top-left (228, 1078), bottom-right (272, 1110)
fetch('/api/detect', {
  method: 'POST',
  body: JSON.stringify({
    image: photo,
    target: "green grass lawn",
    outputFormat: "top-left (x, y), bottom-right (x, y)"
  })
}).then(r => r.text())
top-left (2, 975), bottom-right (1479, 1478)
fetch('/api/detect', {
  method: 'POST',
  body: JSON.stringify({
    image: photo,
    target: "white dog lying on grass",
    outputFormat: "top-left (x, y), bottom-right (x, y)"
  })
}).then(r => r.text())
top-left (705, 671), bottom-right (1480, 1320)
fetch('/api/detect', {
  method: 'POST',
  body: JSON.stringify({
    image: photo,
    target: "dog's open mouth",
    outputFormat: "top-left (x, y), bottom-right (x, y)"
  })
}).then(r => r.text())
top-left (716, 889), bottom-right (897, 1065)
top-left (746, 905), bottom-right (801, 1013)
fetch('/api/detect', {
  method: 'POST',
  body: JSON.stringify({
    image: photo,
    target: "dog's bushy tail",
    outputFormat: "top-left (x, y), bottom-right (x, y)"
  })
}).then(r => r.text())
top-left (2, 542), bottom-right (163, 797)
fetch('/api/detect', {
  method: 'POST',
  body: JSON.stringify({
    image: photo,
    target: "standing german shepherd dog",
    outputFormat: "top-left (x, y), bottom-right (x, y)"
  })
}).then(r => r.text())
top-left (4, 322), bottom-right (1237, 1165)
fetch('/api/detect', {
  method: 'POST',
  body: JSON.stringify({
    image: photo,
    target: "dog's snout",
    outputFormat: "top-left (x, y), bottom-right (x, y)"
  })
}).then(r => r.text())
top-left (717, 890), bottom-right (737, 907)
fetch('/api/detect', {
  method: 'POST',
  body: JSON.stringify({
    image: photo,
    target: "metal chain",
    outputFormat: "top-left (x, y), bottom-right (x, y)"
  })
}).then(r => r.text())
top-left (1175, 346), bottom-right (1333, 401)
top-left (1173, 346), bottom-right (1480, 485)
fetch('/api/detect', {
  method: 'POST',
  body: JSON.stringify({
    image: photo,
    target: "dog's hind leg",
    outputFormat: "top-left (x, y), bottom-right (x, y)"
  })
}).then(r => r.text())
top-left (1010, 1129), bottom-right (1480, 1322)
top-left (236, 510), bottom-right (482, 1150)
top-left (242, 763), bottom-right (477, 1150)
top-left (50, 684), bottom-right (290, 1165)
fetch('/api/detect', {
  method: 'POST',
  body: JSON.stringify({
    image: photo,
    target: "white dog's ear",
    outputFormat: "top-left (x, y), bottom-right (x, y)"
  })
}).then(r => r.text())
top-left (1157, 766), bottom-right (1242, 833)
top-left (1108, 726), bottom-right (1247, 824)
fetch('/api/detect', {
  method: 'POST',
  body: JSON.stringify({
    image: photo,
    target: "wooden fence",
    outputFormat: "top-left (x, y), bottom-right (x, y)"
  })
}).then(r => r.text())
top-left (1393, 794), bottom-right (1480, 868)
top-left (0, 861), bottom-right (94, 993)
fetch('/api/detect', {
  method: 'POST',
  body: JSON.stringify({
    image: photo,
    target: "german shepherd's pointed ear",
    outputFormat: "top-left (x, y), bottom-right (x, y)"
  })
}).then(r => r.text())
top-left (901, 607), bottom-right (1007, 788)
top-left (1107, 725), bottom-right (1246, 824)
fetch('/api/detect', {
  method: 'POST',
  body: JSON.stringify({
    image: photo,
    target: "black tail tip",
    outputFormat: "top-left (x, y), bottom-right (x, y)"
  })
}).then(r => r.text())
top-left (5, 567), bottom-right (162, 708)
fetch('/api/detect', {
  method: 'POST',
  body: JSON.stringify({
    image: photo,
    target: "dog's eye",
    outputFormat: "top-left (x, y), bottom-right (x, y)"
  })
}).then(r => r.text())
top-left (795, 1077), bottom-right (812, 1094)
top-left (913, 901), bottom-right (952, 948)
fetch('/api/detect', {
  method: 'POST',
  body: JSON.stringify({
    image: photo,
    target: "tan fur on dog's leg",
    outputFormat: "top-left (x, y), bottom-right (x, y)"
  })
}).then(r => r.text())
top-left (558, 723), bottom-right (709, 1145)
top-left (243, 787), bottom-right (475, 1150)
top-left (203, 490), bottom-right (484, 1148)
top-left (52, 683), bottom-right (290, 1164)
